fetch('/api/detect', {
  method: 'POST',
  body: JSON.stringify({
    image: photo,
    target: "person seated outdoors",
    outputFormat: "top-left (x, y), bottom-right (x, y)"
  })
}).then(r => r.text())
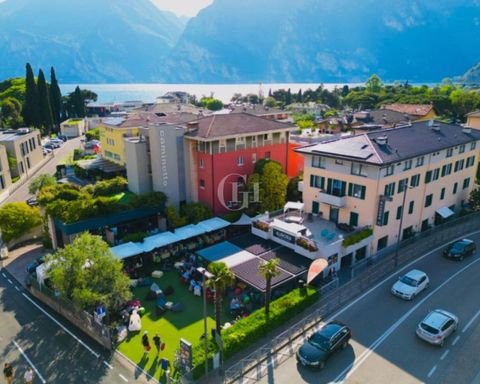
top-left (189, 279), bottom-right (197, 292)
top-left (230, 297), bottom-right (241, 310)
top-left (135, 257), bottom-right (144, 270)
top-left (182, 270), bottom-right (190, 281)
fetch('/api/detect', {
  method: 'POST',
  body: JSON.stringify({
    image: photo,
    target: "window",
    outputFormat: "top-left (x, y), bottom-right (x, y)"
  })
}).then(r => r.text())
top-left (459, 144), bottom-right (465, 154)
top-left (348, 183), bottom-right (366, 199)
top-left (441, 163), bottom-right (452, 177)
top-left (335, 159), bottom-right (343, 165)
top-left (264, 133), bottom-right (272, 141)
top-left (471, 142), bottom-right (476, 150)
top-left (425, 194), bottom-right (433, 208)
top-left (351, 163), bottom-right (367, 176)
top-left (453, 182), bottom-right (458, 195)
top-left (396, 206), bottom-right (403, 220)
top-left (410, 174), bottom-right (420, 187)
top-left (0, 175), bottom-right (4, 190)
top-left (408, 201), bottom-right (414, 214)
top-left (463, 177), bottom-right (471, 190)
top-left (416, 156), bottom-right (424, 167)
top-left (326, 178), bottom-right (347, 196)
top-left (377, 236), bottom-right (388, 250)
top-left (384, 182), bottom-right (396, 197)
top-left (312, 156), bottom-right (326, 169)
top-left (349, 212), bottom-right (359, 227)
top-left (199, 179), bottom-right (205, 189)
top-left (385, 165), bottom-right (394, 176)
top-left (198, 141), bottom-right (206, 152)
top-left (398, 178), bottom-right (408, 193)
top-left (237, 156), bottom-right (244, 166)
top-left (454, 159), bottom-right (464, 172)
top-left (440, 187), bottom-right (445, 200)
top-left (219, 139), bottom-right (226, 152)
top-left (404, 159), bottom-right (412, 170)
top-left (310, 175), bottom-right (325, 189)
top-left (199, 159), bottom-right (205, 168)
top-left (466, 156), bottom-right (475, 168)
top-left (251, 136), bottom-right (257, 147)
top-left (383, 211), bottom-right (390, 226)
top-left (425, 171), bottom-right (432, 184)
top-left (446, 148), bottom-right (453, 158)
top-left (265, 151), bottom-right (271, 160)
top-left (236, 136), bottom-right (245, 144)
top-left (432, 168), bottom-right (440, 181)
top-left (252, 153), bottom-right (257, 163)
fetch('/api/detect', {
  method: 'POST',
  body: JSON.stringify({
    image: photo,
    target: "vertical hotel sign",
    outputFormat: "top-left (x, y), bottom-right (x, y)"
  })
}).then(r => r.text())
top-left (376, 195), bottom-right (386, 226)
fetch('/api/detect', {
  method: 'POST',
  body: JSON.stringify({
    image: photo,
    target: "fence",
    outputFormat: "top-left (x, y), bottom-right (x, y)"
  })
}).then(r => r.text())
top-left (29, 279), bottom-right (113, 350)
top-left (222, 211), bottom-right (480, 384)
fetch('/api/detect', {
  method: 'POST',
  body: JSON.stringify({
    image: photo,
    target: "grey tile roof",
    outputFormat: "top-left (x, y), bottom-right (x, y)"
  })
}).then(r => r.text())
top-left (296, 120), bottom-right (480, 165)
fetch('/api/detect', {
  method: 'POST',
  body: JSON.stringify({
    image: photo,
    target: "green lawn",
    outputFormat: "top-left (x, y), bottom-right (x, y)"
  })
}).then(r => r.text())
top-left (117, 270), bottom-right (233, 382)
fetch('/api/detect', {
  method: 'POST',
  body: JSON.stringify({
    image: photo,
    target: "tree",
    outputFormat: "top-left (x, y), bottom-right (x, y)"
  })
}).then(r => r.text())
top-left (46, 232), bottom-right (132, 311)
top-left (264, 96), bottom-right (277, 108)
top-left (180, 202), bottom-right (212, 224)
top-left (0, 202), bottom-right (41, 243)
top-left (259, 161), bottom-right (288, 212)
top-left (166, 206), bottom-right (187, 229)
top-left (206, 261), bottom-right (235, 333)
top-left (49, 67), bottom-right (62, 129)
top-left (0, 97), bottom-right (23, 128)
top-left (201, 97), bottom-right (223, 111)
top-left (29, 174), bottom-right (57, 194)
top-left (259, 258), bottom-right (280, 322)
top-left (286, 174), bottom-right (303, 202)
top-left (469, 188), bottom-right (480, 211)
top-left (297, 89), bottom-right (303, 103)
top-left (72, 86), bottom-right (86, 117)
top-left (37, 69), bottom-right (54, 134)
top-left (22, 63), bottom-right (40, 127)
top-left (365, 74), bottom-right (383, 93)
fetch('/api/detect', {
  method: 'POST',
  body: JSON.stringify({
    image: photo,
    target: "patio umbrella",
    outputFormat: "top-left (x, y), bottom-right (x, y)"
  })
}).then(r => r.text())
top-left (306, 258), bottom-right (328, 284)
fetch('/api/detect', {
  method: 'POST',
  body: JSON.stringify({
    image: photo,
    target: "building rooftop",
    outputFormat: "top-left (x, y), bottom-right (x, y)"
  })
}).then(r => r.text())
top-left (382, 103), bottom-right (434, 117)
top-left (102, 112), bottom-right (166, 128)
top-left (184, 112), bottom-right (294, 139)
top-left (466, 110), bottom-right (480, 117)
top-left (296, 120), bottom-right (480, 165)
top-left (353, 109), bottom-right (412, 127)
top-left (0, 128), bottom-right (37, 142)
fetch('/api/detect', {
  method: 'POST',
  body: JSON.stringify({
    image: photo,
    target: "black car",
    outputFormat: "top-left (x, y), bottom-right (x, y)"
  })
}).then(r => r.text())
top-left (296, 321), bottom-right (351, 369)
top-left (443, 239), bottom-right (476, 260)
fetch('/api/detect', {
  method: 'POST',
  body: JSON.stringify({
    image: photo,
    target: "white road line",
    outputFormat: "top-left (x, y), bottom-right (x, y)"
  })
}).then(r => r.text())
top-left (15, 286), bottom-right (20, 291)
top-left (1, 273), bottom-right (6, 278)
top-left (452, 335), bottom-right (461, 346)
top-left (462, 308), bottom-right (480, 333)
top-left (332, 258), bottom-right (480, 383)
top-left (427, 365), bottom-right (437, 378)
top-left (21, 293), bottom-right (100, 358)
top-left (103, 361), bottom-right (113, 369)
top-left (7, 278), bottom-right (12, 284)
top-left (440, 349), bottom-right (450, 360)
top-left (13, 340), bottom-right (47, 384)
top-left (119, 373), bottom-right (128, 382)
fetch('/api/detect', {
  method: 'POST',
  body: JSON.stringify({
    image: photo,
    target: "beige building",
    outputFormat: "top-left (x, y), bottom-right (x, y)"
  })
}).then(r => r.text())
top-left (466, 111), bottom-right (480, 129)
top-left (60, 118), bottom-right (86, 138)
top-left (0, 144), bottom-right (13, 196)
top-left (0, 128), bottom-right (43, 178)
top-left (297, 120), bottom-right (480, 265)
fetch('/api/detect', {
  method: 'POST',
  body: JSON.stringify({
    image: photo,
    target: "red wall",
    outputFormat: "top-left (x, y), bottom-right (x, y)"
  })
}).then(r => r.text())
top-left (287, 142), bottom-right (305, 178)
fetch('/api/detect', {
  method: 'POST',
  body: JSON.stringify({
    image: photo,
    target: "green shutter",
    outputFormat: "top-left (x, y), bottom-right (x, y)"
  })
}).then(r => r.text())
top-left (348, 183), bottom-right (353, 196)
top-left (310, 174), bottom-right (314, 187)
top-left (327, 179), bottom-right (332, 194)
top-left (341, 181), bottom-right (346, 196)
top-left (361, 186), bottom-right (366, 199)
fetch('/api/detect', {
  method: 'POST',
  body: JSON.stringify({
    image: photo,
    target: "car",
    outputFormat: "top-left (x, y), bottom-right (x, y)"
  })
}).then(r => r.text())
top-left (26, 197), bottom-right (39, 206)
top-left (48, 138), bottom-right (63, 146)
top-left (57, 135), bottom-right (68, 142)
top-left (391, 269), bottom-right (429, 300)
top-left (443, 239), bottom-right (476, 260)
top-left (296, 321), bottom-right (351, 369)
top-left (416, 309), bottom-right (458, 347)
top-left (25, 255), bottom-right (46, 274)
top-left (44, 142), bottom-right (58, 149)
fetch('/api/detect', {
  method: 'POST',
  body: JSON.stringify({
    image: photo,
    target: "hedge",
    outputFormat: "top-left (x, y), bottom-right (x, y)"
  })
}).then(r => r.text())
top-left (191, 287), bottom-right (320, 379)
top-left (342, 227), bottom-right (373, 247)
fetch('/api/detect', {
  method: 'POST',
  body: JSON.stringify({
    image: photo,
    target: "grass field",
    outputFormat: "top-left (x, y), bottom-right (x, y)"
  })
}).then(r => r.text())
top-left (118, 270), bottom-right (233, 382)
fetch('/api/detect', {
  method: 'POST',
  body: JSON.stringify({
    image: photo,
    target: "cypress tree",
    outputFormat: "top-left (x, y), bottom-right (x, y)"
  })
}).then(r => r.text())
top-left (37, 69), bottom-right (54, 135)
top-left (23, 63), bottom-right (40, 127)
top-left (49, 66), bottom-right (62, 130)
top-left (73, 86), bottom-right (85, 117)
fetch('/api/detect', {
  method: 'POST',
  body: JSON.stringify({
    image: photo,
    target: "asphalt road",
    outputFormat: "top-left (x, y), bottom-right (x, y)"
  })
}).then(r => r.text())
top-left (0, 269), bottom-right (154, 384)
top-left (259, 232), bottom-right (480, 384)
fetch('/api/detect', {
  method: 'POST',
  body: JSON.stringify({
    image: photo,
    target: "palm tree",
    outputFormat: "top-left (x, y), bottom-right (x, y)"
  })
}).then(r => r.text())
top-left (259, 258), bottom-right (280, 322)
top-left (206, 261), bottom-right (235, 333)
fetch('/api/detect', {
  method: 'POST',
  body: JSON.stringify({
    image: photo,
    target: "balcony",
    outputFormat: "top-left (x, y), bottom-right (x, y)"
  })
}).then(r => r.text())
top-left (318, 191), bottom-right (345, 207)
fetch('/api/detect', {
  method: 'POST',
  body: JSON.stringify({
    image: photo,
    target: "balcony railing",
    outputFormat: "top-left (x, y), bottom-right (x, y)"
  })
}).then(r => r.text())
top-left (318, 191), bottom-right (345, 207)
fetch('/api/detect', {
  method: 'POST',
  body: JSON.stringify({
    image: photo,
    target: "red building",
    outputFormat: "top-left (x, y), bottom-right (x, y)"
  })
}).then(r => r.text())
top-left (184, 113), bottom-right (294, 214)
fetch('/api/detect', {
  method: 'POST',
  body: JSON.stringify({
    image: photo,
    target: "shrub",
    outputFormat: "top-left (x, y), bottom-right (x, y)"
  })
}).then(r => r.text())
top-left (252, 220), bottom-right (269, 232)
top-left (342, 227), bottom-right (373, 247)
top-left (295, 237), bottom-right (318, 252)
top-left (121, 231), bottom-right (147, 243)
top-left (93, 176), bottom-right (128, 196)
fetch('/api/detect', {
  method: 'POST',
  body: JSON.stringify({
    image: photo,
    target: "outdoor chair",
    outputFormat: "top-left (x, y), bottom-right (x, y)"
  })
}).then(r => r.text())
top-left (326, 232), bottom-right (336, 241)
top-left (321, 229), bottom-right (329, 237)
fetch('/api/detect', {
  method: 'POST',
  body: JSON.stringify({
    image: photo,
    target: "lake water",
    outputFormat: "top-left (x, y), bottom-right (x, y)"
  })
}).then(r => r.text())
top-left (59, 83), bottom-right (364, 104)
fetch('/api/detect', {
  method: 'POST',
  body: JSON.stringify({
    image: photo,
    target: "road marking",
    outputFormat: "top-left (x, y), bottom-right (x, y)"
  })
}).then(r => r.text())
top-left (7, 278), bottom-right (12, 284)
top-left (462, 308), bottom-right (480, 333)
top-left (13, 340), bottom-right (47, 384)
top-left (103, 361), bottom-right (113, 369)
top-left (332, 258), bottom-right (480, 383)
top-left (15, 286), bottom-right (20, 291)
top-left (21, 292), bottom-right (100, 358)
top-left (440, 349), bottom-right (450, 360)
top-left (1, 273), bottom-right (6, 278)
top-left (452, 335), bottom-right (461, 346)
top-left (119, 373), bottom-right (128, 382)
top-left (427, 365), bottom-right (437, 378)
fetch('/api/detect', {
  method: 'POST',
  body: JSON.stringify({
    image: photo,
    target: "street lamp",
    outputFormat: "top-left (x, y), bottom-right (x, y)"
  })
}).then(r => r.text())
top-left (394, 182), bottom-right (411, 267)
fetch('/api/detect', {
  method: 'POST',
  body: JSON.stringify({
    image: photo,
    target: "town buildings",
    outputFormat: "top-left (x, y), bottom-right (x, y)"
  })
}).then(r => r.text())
top-left (60, 118), bottom-right (86, 138)
top-left (0, 145), bottom-right (12, 196)
top-left (381, 103), bottom-right (437, 120)
top-left (466, 111), bottom-right (480, 129)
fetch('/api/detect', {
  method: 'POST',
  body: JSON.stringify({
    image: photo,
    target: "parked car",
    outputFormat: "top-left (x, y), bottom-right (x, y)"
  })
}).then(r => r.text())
top-left (57, 135), bottom-right (68, 142)
top-left (43, 143), bottom-right (56, 150)
top-left (296, 321), bottom-right (351, 369)
top-left (26, 197), bottom-right (39, 206)
top-left (25, 255), bottom-right (46, 274)
top-left (443, 239), bottom-right (476, 261)
top-left (416, 309), bottom-right (458, 347)
top-left (391, 269), bottom-right (429, 300)
top-left (48, 138), bottom-right (64, 146)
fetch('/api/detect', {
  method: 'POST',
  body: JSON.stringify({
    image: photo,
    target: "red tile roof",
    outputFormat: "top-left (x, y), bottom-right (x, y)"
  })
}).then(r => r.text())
top-left (382, 103), bottom-right (434, 117)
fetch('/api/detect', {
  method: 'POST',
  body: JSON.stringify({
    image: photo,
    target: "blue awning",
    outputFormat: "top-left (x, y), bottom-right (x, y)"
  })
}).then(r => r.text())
top-left (110, 242), bottom-right (144, 260)
top-left (140, 231), bottom-right (181, 252)
top-left (197, 217), bottom-right (230, 232)
top-left (174, 224), bottom-right (206, 240)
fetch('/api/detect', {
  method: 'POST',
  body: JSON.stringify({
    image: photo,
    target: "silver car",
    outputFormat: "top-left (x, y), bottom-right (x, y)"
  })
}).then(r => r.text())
top-left (391, 269), bottom-right (429, 300)
top-left (416, 309), bottom-right (458, 347)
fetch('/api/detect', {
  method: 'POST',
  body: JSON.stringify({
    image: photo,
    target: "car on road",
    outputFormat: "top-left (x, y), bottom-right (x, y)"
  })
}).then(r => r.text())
top-left (391, 269), bottom-right (429, 300)
top-left (25, 255), bottom-right (46, 274)
top-left (443, 239), bottom-right (476, 260)
top-left (26, 197), bottom-right (39, 206)
top-left (296, 321), bottom-right (351, 369)
top-left (416, 309), bottom-right (458, 347)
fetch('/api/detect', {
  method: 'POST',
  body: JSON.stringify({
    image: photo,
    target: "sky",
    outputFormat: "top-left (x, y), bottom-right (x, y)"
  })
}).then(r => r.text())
top-left (150, 0), bottom-right (213, 17)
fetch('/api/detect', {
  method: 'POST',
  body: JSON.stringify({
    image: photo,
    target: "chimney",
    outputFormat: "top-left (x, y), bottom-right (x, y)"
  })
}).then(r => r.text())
top-left (462, 126), bottom-right (472, 134)
top-left (375, 135), bottom-right (388, 145)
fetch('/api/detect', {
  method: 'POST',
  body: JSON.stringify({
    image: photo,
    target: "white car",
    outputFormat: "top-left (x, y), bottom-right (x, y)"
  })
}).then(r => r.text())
top-left (391, 269), bottom-right (429, 300)
top-left (416, 309), bottom-right (458, 347)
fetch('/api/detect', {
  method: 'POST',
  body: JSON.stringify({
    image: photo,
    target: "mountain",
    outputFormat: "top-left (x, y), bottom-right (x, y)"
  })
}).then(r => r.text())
top-left (462, 63), bottom-right (480, 85)
top-left (0, 0), bottom-right (186, 82)
top-left (161, 0), bottom-right (480, 83)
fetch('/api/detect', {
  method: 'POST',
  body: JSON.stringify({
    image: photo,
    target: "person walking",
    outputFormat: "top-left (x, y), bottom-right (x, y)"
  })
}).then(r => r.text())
top-left (153, 333), bottom-right (161, 355)
top-left (142, 331), bottom-right (151, 354)
top-left (3, 362), bottom-right (13, 384)
top-left (24, 367), bottom-right (34, 384)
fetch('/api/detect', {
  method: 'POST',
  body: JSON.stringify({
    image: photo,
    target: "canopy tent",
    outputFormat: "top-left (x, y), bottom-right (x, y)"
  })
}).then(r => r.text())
top-left (436, 206), bottom-right (455, 219)
top-left (110, 242), bottom-right (144, 260)
top-left (196, 241), bottom-right (242, 262)
top-left (174, 224), bottom-right (206, 241)
top-left (197, 217), bottom-right (230, 232)
top-left (232, 213), bottom-right (253, 226)
top-left (140, 231), bottom-right (181, 253)
top-left (220, 250), bottom-right (257, 268)
top-left (284, 202), bottom-right (304, 213)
